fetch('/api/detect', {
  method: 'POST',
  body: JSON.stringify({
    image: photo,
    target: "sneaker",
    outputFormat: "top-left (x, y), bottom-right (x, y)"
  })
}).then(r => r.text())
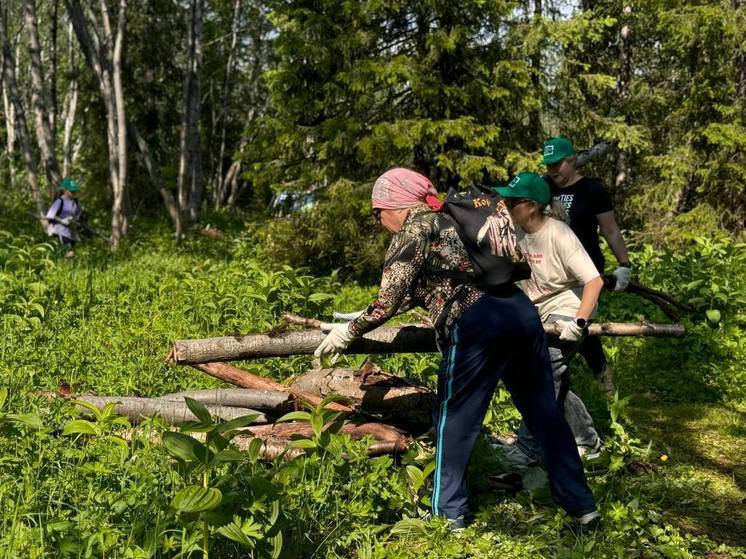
top-left (446, 516), bottom-right (467, 532)
top-left (491, 441), bottom-right (537, 471)
top-left (576, 510), bottom-right (601, 530)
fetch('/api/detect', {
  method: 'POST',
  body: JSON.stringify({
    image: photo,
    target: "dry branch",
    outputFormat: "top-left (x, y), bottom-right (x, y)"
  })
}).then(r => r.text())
top-left (173, 321), bottom-right (685, 363)
top-left (157, 388), bottom-right (293, 411)
top-left (76, 395), bottom-right (267, 424)
top-left (190, 362), bottom-right (354, 413)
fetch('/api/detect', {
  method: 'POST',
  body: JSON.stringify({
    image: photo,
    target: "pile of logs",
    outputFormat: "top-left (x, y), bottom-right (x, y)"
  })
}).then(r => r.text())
top-left (73, 313), bottom-right (685, 460)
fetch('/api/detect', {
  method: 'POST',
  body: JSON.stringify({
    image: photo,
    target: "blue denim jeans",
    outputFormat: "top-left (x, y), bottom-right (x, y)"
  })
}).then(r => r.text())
top-left (516, 314), bottom-right (601, 462)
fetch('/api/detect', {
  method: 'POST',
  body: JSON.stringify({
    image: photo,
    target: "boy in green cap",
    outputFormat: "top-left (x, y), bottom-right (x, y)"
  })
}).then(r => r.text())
top-left (45, 177), bottom-right (83, 257)
top-left (542, 136), bottom-right (631, 391)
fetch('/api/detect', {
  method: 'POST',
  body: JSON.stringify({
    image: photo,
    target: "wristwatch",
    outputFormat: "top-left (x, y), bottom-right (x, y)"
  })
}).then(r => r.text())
top-left (575, 318), bottom-right (587, 329)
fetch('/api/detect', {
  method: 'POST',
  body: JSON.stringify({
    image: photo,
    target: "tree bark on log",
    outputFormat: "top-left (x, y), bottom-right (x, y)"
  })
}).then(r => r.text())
top-left (190, 362), bottom-right (354, 413)
top-left (173, 321), bottom-right (685, 363)
top-left (157, 388), bottom-right (293, 412)
top-left (290, 366), bottom-right (432, 425)
top-left (76, 395), bottom-right (267, 424)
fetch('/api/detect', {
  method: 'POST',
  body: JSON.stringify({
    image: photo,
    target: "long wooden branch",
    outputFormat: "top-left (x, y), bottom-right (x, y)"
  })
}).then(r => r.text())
top-left (172, 321), bottom-right (685, 364)
top-left (157, 388), bottom-right (293, 411)
top-left (190, 362), bottom-right (354, 413)
top-left (76, 395), bottom-right (267, 424)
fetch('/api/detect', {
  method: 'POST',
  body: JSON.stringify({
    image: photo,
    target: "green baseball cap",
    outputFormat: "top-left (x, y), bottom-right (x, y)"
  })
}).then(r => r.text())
top-left (542, 136), bottom-right (576, 165)
top-left (495, 172), bottom-right (550, 206)
top-left (58, 177), bottom-right (80, 192)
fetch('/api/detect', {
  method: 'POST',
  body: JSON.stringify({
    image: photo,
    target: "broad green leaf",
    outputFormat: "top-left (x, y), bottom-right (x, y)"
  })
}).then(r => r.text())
top-left (162, 432), bottom-right (202, 462)
top-left (248, 438), bottom-right (264, 462)
top-left (215, 414), bottom-right (261, 435)
top-left (62, 419), bottom-right (99, 436)
top-left (287, 439), bottom-right (316, 449)
top-left (0, 387), bottom-right (7, 409)
top-left (8, 412), bottom-right (44, 430)
top-left (311, 412), bottom-right (323, 439)
top-left (706, 309), bottom-right (721, 323)
top-left (212, 449), bottom-right (245, 464)
top-left (276, 411), bottom-right (312, 423)
top-left (171, 485), bottom-right (222, 513)
top-left (268, 530), bottom-right (283, 559)
top-left (184, 397), bottom-right (213, 425)
top-left (216, 520), bottom-right (254, 548)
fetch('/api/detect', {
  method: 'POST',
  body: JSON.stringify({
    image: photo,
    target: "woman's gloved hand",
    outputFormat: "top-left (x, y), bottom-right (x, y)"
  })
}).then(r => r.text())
top-left (612, 264), bottom-right (631, 291)
top-left (314, 323), bottom-right (356, 362)
top-left (332, 309), bottom-right (366, 321)
top-left (556, 319), bottom-right (585, 342)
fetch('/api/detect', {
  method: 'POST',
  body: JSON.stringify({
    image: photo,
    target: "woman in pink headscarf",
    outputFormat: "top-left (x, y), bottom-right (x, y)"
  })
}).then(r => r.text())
top-left (314, 168), bottom-right (597, 530)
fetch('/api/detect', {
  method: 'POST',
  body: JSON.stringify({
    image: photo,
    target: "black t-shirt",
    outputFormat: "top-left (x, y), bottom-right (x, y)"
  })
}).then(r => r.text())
top-left (549, 176), bottom-right (613, 273)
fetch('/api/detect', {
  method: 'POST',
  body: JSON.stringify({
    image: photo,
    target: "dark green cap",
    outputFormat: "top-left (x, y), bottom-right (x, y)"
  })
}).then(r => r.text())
top-left (58, 177), bottom-right (80, 192)
top-left (495, 172), bottom-right (550, 206)
top-left (542, 136), bottom-right (576, 165)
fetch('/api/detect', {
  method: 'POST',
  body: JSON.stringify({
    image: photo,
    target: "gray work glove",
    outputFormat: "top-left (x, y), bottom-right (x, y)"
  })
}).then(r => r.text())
top-left (556, 319), bottom-right (585, 342)
top-left (612, 265), bottom-right (631, 291)
top-left (314, 323), bottom-right (356, 364)
top-left (332, 309), bottom-right (366, 322)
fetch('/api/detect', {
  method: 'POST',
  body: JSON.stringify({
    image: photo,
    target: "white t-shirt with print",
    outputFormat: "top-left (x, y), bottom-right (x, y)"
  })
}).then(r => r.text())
top-left (516, 217), bottom-right (601, 320)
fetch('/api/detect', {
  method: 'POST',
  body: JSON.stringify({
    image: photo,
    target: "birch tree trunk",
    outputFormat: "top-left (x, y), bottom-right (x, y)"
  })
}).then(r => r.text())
top-left (177, 0), bottom-right (204, 224)
top-left (213, 0), bottom-right (241, 209)
top-left (24, 0), bottom-right (62, 194)
top-left (0, 13), bottom-right (46, 215)
top-left (61, 22), bottom-right (78, 176)
top-left (65, 0), bottom-right (129, 245)
top-left (49, 0), bottom-right (59, 136)
top-left (614, 5), bottom-right (633, 210)
top-left (528, 0), bottom-right (543, 149)
top-left (1, 51), bottom-right (17, 189)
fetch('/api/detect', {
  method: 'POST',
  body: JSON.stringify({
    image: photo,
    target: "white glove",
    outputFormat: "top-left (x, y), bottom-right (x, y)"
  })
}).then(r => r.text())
top-left (58, 216), bottom-right (72, 226)
top-left (314, 323), bottom-right (356, 360)
top-left (612, 265), bottom-right (631, 291)
top-left (332, 309), bottom-right (366, 322)
top-left (556, 320), bottom-right (585, 342)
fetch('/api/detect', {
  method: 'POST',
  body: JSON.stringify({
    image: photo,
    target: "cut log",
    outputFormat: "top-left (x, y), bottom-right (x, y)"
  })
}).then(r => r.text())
top-left (233, 420), bottom-right (411, 458)
top-left (172, 321), bottom-right (686, 363)
top-left (290, 366), bottom-right (433, 425)
top-left (157, 388), bottom-right (293, 411)
top-left (76, 395), bottom-right (267, 425)
top-left (190, 362), bottom-right (354, 413)
top-left (173, 324), bottom-right (435, 364)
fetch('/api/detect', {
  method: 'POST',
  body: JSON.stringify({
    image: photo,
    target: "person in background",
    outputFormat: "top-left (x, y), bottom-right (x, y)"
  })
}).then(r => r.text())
top-left (315, 168), bottom-right (599, 530)
top-left (494, 172), bottom-right (603, 470)
top-left (542, 136), bottom-right (631, 392)
top-left (46, 177), bottom-right (83, 258)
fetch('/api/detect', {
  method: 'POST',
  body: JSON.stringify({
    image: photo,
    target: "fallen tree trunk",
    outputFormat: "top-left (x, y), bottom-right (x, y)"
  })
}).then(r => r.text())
top-left (76, 395), bottom-right (267, 424)
top-left (233, 420), bottom-right (411, 459)
top-left (190, 362), bottom-right (354, 413)
top-left (172, 321), bottom-right (686, 364)
top-left (290, 366), bottom-right (433, 425)
top-left (157, 388), bottom-right (293, 412)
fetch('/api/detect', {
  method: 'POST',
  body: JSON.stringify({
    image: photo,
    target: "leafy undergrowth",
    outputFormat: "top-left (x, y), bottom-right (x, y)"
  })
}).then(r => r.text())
top-left (1, 224), bottom-right (745, 557)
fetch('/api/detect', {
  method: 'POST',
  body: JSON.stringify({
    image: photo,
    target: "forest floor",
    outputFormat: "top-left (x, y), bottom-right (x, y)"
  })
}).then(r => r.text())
top-left (630, 397), bottom-right (746, 549)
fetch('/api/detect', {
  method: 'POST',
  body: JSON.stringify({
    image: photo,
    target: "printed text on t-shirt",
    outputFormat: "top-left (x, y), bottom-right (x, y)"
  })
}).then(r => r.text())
top-left (554, 193), bottom-right (574, 211)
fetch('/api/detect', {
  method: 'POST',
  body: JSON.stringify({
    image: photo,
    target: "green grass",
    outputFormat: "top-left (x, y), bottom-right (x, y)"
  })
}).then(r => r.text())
top-left (1, 222), bottom-right (745, 557)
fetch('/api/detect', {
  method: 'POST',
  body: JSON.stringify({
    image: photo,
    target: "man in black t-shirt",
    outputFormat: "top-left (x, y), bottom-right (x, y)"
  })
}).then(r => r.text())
top-left (542, 136), bottom-right (631, 391)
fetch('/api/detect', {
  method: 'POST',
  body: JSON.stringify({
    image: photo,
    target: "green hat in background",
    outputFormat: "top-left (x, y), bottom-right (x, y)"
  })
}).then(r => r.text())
top-left (58, 177), bottom-right (80, 192)
top-left (542, 136), bottom-right (576, 165)
top-left (495, 172), bottom-right (550, 206)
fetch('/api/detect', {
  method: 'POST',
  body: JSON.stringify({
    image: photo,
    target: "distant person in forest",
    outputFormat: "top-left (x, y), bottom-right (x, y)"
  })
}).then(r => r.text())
top-left (45, 177), bottom-right (83, 258)
top-left (315, 168), bottom-right (599, 530)
top-left (543, 136), bottom-right (631, 391)
top-left (493, 172), bottom-right (603, 469)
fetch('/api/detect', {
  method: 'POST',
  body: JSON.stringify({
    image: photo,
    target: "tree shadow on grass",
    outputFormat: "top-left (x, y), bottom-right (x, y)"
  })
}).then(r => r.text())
top-left (629, 396), bottom-right (746, 548)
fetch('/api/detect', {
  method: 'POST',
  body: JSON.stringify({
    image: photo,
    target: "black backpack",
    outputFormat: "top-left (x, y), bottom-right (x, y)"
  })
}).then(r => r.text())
top-left (442, 185), bottom-right (531, 287)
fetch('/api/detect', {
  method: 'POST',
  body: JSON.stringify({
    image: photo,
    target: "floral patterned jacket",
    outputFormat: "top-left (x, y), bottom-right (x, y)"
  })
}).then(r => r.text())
top-left (348, 204), bottom-right (484, 339)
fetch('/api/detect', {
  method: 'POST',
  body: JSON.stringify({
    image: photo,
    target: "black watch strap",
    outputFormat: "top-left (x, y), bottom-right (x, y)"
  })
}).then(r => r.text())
top-left (575, 318), bottom-right (587, 329)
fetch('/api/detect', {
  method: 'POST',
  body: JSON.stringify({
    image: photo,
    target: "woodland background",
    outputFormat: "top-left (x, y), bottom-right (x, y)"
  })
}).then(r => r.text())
top-left (0, 0), bottom-right (744, 557)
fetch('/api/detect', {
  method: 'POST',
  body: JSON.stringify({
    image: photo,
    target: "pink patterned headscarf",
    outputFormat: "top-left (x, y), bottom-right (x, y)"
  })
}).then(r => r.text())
top-left (371, 168), bottom-right (443, 211)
